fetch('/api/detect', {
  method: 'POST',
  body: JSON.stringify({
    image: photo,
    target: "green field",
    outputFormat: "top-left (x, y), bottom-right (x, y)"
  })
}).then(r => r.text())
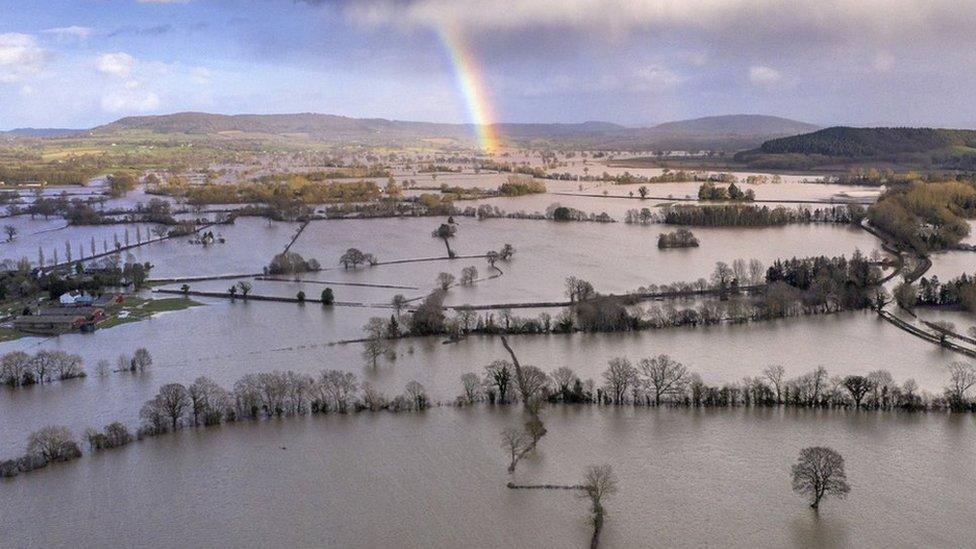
top-left (98, 295), bottom-right (203, 329)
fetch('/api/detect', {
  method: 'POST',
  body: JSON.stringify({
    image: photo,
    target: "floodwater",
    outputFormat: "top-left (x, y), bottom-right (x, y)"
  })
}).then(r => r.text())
top-left (1, 406), bottom-right (974, 548)
top-left (0, 305), bottom-right (965, 451)
top-left (288, 217), bottom-right (880, 305)
top-left (2, 180), bottom-right (975, 548)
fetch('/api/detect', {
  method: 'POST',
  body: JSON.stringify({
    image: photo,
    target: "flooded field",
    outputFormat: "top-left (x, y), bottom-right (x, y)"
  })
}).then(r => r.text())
top-left (0, 302), bottom-right (964, 451)
top-left (2, 406), bottom-right (973, 548)
top-left (288, 218), bottom-right (880, 305)
top-left (1, 173), bottom-right (972, 549)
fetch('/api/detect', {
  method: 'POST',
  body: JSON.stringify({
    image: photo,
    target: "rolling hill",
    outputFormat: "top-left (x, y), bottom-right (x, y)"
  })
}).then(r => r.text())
top-left (82, 112), bottom-right (818, 151)
top-left (0, 128), bottom-right (82, 138)
top-left (735, 126), bottom-right (976, 170)
top-left (647, 114), bottom-right (819, 137)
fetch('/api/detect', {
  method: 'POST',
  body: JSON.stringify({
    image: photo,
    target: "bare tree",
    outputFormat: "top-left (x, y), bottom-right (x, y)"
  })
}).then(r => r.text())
top-left (48, 351), bottom-right (84, 380)
top-left (516, 365), bottom-right (551, 405)
top-left (188, 376), bottom-right (230, 425)
top-left (436, 272), bottom-right (456, 291)
top-left (131, 348), bottom-right (153, 372)
top-left (460, 372), bottom-right (483, 403)
top-left (460, 265), bottom-right (479, 285)
top-left (27, 426), bottom-right (81, 462)
top-left (318, 370), bottom-right (359, 412)
top-left (500, 335), bottom-right (545, 407)
top-left (866, 369), bottom-right (894, 408)
top-left (361, 382), bottom-right (387, 411)
top-left (484, 360), bottom-right (512, 403)
top-left (732, 258), bottom-right (748, 283)
top-left (153, 383), bottom-right (191, 431)
top-left (602, 358), bottom-right (636, 404)
top-left (638, 354), bottom-right (688, 406)
top-left (748, 258), bottom-right (765, 285)
top-left (1, 351), bottom-right (32, 387)
top-left (842, 376), bottom-right (873, 409)
top-left (763, 365), bottom-right (786, 403)
top-left (29, 351), bottom-right (58, 384)
top-left (580, 464), bottom-right (618, 549)
top-left (103, 422), bottom-right (132, 448)
top-left (236, 281), bottom-right (253, 298)
top-left (486, 250), bottom-right (500, 271)
top-left (501, 427), bottom-right (530, 473)
top-left (391, 294), bottom-right (407, 319)
top-left (791, 446), bottom-right (851, 509)
top-left (455, 308), bottom-right (477, 333)
top-left (362, 317), bottom-right (389, 368)
top-left (404, 380), bottom-right (429, 410)
top-left (945, 361), bottom-right (976, 409)
top-left (140, 399), bottom-right (169, 434)
top-left (551, 366), bottom-right (578, 399)
top-left (565, 276), bottom-right (595, 303)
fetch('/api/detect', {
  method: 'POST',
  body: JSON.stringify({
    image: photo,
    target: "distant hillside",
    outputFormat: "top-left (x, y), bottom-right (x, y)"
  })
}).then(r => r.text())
top-left (83, 112), bottom-right (816, 151)
top-left (648, 115), bottom-right (819, 136)
top-left (736, 127), bottom-right (976, 170)
top-left (759, 127), bottom-right (976, 156)
top-left (93, 112), bottom-right (464, 138)
top-left (1, 128), bottom-right (82, 138)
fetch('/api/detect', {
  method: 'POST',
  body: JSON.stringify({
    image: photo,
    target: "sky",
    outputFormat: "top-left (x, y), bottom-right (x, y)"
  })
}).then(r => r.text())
top-left (3, 0), bottom-right (976, 129)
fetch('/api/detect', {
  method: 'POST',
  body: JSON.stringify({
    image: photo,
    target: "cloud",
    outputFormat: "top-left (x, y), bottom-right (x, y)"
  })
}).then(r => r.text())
top-left (96, 52), bottom-right (136, 77)
top-left (749, 65), bottom-right (782, 85)
top-left (43, 26), bottom-right (93, 41)
top-left (191, 66), bottom-right (213, 85)
top-left (343, 0), bottom-right (976, 50)
top-left (101, 84), bottom-right (161, 112)
top-left (0, 33), bottom-right (48, 83)
top-left (108, 24), bottom-right (174, 37)
top-left (632, 66), bottom-right (682, 90)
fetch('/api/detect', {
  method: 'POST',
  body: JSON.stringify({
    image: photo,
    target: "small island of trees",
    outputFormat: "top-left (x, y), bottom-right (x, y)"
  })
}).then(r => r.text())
top-left (698, 181), bottom-right (755, 201)
top-left (657, 228), bottom-right (700, 249)
top-left (265, 251), bottom-right (320, 275)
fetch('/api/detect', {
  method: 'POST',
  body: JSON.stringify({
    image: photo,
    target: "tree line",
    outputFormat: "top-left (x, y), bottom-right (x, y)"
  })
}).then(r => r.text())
top-left (456, 356), bottom-right (976, 413)
top-left (0, 369), bottom-right (432, 479)
top-left (663, 203), bottom-right (867, 227)
top-left (0, 350), bottom-right (85, 387)
top-left (362, 254), bottom-right (881, 342)
top-left (910, 272), bottom-right (976, 312)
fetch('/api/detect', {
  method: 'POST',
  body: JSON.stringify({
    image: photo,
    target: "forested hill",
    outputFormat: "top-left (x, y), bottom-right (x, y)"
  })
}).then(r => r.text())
top-left (757, 127), bottom-right (976, 157)
top-left (733, 127), bottom-right (976, 170)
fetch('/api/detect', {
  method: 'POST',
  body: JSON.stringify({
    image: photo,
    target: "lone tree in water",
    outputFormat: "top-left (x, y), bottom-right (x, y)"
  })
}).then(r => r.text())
top-left (362, 317), bottom-right (390, 368)
top-left (339, 248), bottom-right (376, 269)
top-left (791, 446), bottom-right (851, 509)
top-left (486, 250), bottom-right (500, 271)
top-left (501, 427), bottom-right (529, 472)
top-left (580, 464), bottom-right (618, 549)
top-left (390, 294), bottom-right (407, 319)
top-left (236, 281), bottom-right (252, 299)
top-left (432, 222), bottom-right (457, 258)
top-left (436, 272), bottom-right (456, 291)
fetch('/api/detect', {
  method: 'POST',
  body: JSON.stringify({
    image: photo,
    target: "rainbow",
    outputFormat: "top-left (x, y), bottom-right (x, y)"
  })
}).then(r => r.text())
top-left (437, 23), bottom-right (500, 153)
